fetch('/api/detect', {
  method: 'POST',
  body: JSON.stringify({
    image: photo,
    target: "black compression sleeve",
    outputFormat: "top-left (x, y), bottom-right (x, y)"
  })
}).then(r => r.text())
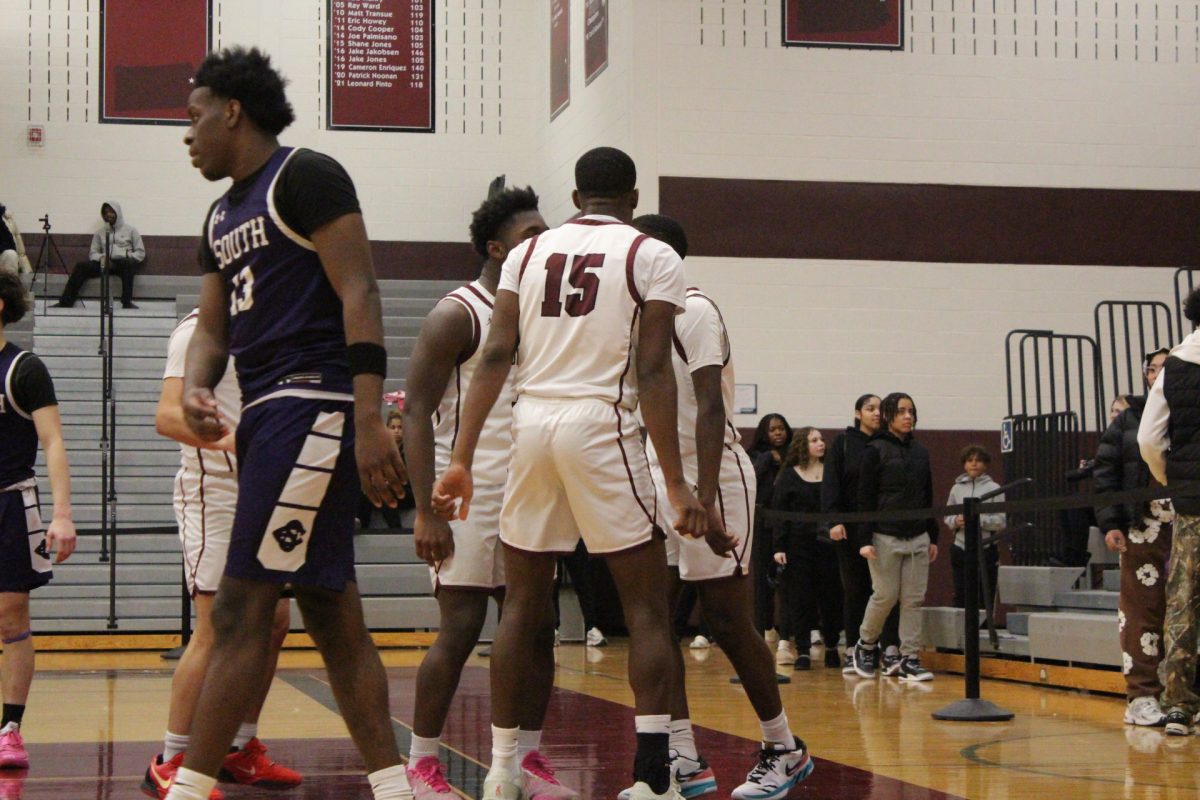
top-left (12, 354), bottom-right (57, 414)
top-left (274, 150), bottom-right (361, 239)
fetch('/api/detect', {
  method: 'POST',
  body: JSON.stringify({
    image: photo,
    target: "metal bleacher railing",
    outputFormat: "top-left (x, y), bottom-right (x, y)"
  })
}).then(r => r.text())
top-left (27, 274), bottom-right (459, 636)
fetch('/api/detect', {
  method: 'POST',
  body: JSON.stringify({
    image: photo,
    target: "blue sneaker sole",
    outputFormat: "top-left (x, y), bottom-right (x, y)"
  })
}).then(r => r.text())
top-left (680, 778), bottom-right (718, 797)
top-left (746, 757), bottom-right (815, 800)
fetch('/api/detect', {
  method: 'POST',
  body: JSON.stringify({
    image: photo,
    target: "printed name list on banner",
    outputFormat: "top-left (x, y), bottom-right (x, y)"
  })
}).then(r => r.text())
top-left (328, 0), bottom-right (433, 131)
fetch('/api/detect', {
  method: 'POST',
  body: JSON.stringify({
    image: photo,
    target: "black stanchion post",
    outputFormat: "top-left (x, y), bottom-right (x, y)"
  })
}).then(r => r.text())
top-left (932, 494), bottom-right (1014, 722)
top-left (161, 575), bottom-right (192, 660)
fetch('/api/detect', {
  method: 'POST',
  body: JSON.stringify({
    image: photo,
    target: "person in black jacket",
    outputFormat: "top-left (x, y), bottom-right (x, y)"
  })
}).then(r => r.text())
top-left (1096, 347), bottom-right (1171, 727)
top-left (822, 393), bottom-right (898, 673)
top-left (748, 413), bottom-right (791, 636)
top-left (849, 392), bottom-right (938, 682)
top-left (771, 428), bottom-right (842, 669)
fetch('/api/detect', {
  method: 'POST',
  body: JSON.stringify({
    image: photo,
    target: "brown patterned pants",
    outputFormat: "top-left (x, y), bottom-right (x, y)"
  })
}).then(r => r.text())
top-left (1118, 513), bottom-right (1173, 700)
top-left (1159, 513), bottom-right (1200, 715)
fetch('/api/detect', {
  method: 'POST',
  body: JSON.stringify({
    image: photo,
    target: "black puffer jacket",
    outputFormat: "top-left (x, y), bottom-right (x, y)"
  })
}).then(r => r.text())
top-left (1094, 395), bottom-right (1149, 532)
top-left (821, 426), bottom-right (871, 523)
top-left (854, 430), bottom-right (938, 548)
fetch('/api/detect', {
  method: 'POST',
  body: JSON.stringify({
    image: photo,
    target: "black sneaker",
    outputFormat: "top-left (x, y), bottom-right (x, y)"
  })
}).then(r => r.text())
top-left (896, 656), bottom-right (933, 682)
top-left (852, 640), bottom-right (878, 678)
top-left (1165, 708), bottom-right (1192, 736)
top-left (793, 655), bottom-right (811, 671)
top-left (881, 650), bottom-right (902, 677)
top-left (824, 650), bottom-right (841, 669)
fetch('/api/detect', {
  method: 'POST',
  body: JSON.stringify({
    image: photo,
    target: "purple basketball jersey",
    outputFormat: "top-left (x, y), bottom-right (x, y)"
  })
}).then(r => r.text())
top-left (206, 147), bottom-right (350, 404)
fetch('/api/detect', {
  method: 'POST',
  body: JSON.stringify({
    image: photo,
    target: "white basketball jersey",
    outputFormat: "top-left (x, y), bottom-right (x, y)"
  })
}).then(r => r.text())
top-left (647, 288), bottom-right (741, 486)
top-left (496, 215), bottom-right (687, 411)
top-left (432, 281), bottom-right (515, 486)
top-left (164, 312), bottom-right (239, 476)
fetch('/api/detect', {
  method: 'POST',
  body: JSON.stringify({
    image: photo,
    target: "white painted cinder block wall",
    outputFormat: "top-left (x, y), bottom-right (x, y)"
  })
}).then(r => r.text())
top-left (2, 0), bottom-right (1193, 431)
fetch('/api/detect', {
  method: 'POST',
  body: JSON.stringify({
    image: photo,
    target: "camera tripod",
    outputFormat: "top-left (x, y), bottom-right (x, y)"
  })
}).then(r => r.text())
top-left (30, 214), bottom-right (70, 314)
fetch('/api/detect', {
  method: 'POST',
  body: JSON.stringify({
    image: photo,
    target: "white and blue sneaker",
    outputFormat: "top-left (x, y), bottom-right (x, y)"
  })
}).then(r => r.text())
top-left (669, 751), bottom-right (716, 798)
top-left (730, 739), bottom-right (813, 800)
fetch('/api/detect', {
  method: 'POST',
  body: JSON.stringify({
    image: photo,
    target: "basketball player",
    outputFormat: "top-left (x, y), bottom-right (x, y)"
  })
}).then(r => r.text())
top-left (142, 310), bottom-right (301, 799)
top-left (166, 48), bottom-right (410, 800)
top-left (403, 186), bottom-right (574, 800)
top-left (630, 215), bottom-right (812, 799)
top-left (435, 147), bottom-right (722, 800)
top-left (0, 271), bottom-right (76, 771)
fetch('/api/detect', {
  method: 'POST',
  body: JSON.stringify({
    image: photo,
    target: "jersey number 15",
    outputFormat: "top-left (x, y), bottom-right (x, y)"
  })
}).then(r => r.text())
top-left (540, 253), bottom-right (601, 318)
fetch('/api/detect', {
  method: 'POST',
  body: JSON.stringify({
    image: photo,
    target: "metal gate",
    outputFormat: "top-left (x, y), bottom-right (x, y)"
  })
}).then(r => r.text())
top-left (1093, 300), bottom-right (1173, 404)
top-left (1004, 329), bottom-right (1103, 565)
top-left (1175, 268), bottom-right (1198, 340)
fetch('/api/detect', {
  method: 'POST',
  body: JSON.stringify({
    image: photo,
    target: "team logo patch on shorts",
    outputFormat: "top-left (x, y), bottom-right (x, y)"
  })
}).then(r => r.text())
top-left (272, 519), bottom-right (307, 553)
top-left (33, 539), bottom-right (48, 560)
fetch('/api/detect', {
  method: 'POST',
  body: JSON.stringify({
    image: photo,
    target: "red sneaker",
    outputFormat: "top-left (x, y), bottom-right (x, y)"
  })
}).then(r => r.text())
top-left (0, 729), bottom-right (27, 771)
top-left (219, 738), bottom-right (303, 789)
top-left (141, 753), bottom-right (225, 800)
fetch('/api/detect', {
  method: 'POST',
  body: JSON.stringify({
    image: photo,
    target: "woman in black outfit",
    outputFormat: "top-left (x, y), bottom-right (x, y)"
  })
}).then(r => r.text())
top-left (771, 428), bottom-right (843, 669)
top-left (748, 413), bottom-right (791, 636)
top-left (822, 394), bottom-right (898, 673)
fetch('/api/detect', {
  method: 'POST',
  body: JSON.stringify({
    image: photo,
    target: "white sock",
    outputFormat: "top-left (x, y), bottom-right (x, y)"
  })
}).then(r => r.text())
top-left (232, 722), bottom-right (257, 749)
top-left (759, 711), bottom-right (796, 750)
top-left (517, 729), bottom-right (542, 761)
top-left (490, 724), bottom-right (520, 775)
top-left (634, 714), bottom-right (671, 735)
top-left (163, 767), bottom-right (217, 800)
top-left (409, 733), bottom-right (440, 762)
top-left (163, 730), bottom-right (190, 761)
top-left (368, 763), bottom-right (413, 800)
top-left (669, 719), bottom-right (698, 760)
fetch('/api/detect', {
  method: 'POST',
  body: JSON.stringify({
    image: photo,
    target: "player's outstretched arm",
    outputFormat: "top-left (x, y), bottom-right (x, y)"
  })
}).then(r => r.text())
top-left (183, 272), bottom-right (232, 442)
top-left (156, 376), bottom-right (233, 451)
top-left (638, 299), bottom-right (706, 539)
top-left (435, 289), bottom-right (519, 520)
top-left (404, 301), bottom-right (473, 564)
top-left (32, 404), bottom-right (76, 563)
top-left (312, 211), bottom-right (407, 509)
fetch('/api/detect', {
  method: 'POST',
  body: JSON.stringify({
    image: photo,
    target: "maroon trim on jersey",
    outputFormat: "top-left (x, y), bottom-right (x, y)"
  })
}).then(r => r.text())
top-left (726, 443), bottom-right (754, 570)
top-left (625, 234), bottom-right (649, 307)
top-left (517, 234), bottom-right (541, 283)
top-left (615, 311), bottom-right (638, 408)
top-left (671, 331), bottom-right (687, 362)
top-left (567, 218), bottom-right (623, 226)
top-left (450, 365), bottom-right (463, 452)
top-left (614, 405), bottom-right (655, 527)
top-left (445, 294), bottom-right (483, 364)
top-left (462, 282), bottom-right (495, 309)
top-left (687, 289), bottom-right (733, 367)
top-left (194, 456), bottom-right (210, 592)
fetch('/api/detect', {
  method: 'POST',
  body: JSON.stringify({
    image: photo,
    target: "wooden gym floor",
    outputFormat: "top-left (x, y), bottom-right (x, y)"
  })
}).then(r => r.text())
top-left (3, 642), bottom-right (1197, 799)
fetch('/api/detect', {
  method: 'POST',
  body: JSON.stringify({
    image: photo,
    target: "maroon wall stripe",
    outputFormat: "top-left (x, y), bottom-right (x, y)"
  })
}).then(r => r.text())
top-left (22, 233), bottom-right (479, 281)
top-left (660, 176), bottom-right (1200, 267)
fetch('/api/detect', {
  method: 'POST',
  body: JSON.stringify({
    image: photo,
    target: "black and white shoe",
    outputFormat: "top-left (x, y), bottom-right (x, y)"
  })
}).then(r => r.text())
top-left (1165, 708), bottom-right (1192, 737)
top-left (880, 650), bottom-right (903, 677)
top-left (896, 656), bottom-right (933, 682)
top-left (852, 640), bottom-right (879, 679)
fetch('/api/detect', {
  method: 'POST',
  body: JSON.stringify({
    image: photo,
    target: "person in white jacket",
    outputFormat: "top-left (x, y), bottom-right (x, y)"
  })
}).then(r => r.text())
top-left (943, 445), bottom-right (1006, 610)
top-left (53, 201), bottom-right (145, 309)
top-left (1138, 290), bottom-right (1200, 736)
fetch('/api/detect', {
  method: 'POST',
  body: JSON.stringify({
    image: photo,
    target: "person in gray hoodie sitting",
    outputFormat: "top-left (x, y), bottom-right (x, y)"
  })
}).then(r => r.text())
top-left (53, 201), bottom-right (145, 309)
top-left (942, 445), bottom-right (1006, 610)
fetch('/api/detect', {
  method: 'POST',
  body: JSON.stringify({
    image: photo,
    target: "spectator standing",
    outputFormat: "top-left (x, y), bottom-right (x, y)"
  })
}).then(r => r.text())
top-left (771, 427), bottom-right (843, 669)
top-left (942, 445), bottom-right (1006, 610)
top-left (1096, 347), bottom-right (1172, 728)
top-left (1139, 292), bottom-right (1200, 736)
top-left (823, 394), bottom-right (900, 674)
top-left (851, 392), bottom-right (938, 682)
top-left (357, 409), bottom-right (412, 529)
top-left (748, 413), bottom-right (791, 639)
top-left (53, 201), bottom-right (145, 309)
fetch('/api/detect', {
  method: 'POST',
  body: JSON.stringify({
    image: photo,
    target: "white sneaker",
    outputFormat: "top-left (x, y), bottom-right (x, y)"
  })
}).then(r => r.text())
top-left (482, 768), bottom-right (524, 800)
top-left (621, 781), bottom-right (684, 800)
top-left (586, 627), bottom-right (608, 647)
top-left (774, 640), bottom-right (797, 666)
top-left (730, 740), bottom-right (813, 800)
top-left (1124, 696), bottom-right (1167, 727)
top-left (764, 629), bottom-right (779, 647)
top-left (841, 648), bottom-right (857, 675)
top-left (670, 751), bottom-right (717, 798)
top-left (809, 630), bottom-right (822, 646)
top-left (689, 635), bottom-right (711, 650)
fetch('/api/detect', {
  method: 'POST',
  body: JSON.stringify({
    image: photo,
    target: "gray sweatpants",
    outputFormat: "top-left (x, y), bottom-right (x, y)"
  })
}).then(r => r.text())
top-left (858, 532), bottom-right (931, 658)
